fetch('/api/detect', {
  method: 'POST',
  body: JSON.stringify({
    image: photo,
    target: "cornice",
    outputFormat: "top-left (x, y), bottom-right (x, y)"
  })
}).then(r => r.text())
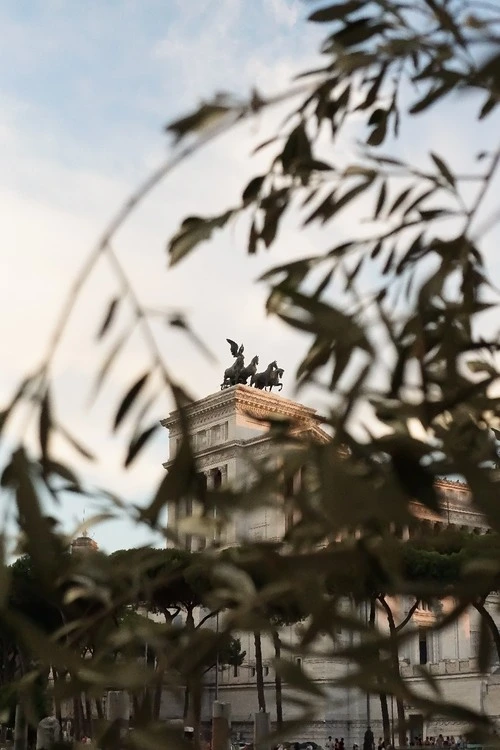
top-left (162, 385), bottom-right (318, 425)
top-left (162, 385), bottom-right (331, 445)
top-left (160, 391), bottom-right (489, 503)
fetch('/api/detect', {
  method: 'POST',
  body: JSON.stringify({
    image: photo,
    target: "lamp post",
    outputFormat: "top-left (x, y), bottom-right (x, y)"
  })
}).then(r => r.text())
top-left (215, 611), bottom-right (220, 701)
top-left (365, 601), bottom-right (371, 727)
top-left (391, 695), bottom-right (395, 747)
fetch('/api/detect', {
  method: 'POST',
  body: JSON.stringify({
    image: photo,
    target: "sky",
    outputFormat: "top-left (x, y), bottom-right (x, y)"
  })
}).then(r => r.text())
top-left (2, 0), bottom-right (500, 552)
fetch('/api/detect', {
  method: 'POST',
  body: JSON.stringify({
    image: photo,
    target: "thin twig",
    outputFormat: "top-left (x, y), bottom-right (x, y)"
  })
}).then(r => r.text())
top-left (104, 242), bottom-right (175, 387)
top-left (464, 146), bottom-right (500, 235)
top-left (38, 82), bottom-right (315, 380)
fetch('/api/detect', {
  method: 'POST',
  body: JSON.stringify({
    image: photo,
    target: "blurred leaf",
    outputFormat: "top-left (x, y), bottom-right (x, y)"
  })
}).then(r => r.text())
top-left (409, 82), bottom-right (454, 114)
top-left (431, 152), bottom-right (455, 188)
top-left (388, 185), bottom-right (412, 215)
top-left (360, 64), bottom-right (388, 110)
top-left (308, 1), bottom-right (362, 23)
top-left (97, 297), bottom-right (120, 340)
top-left (58, 422), bottom-right (95, 461)
top-left (281, 123), bottom-right (311, 173)
top-left (114, 372), bottom-right (150, 431)
top-left (273, 657), bottom-right (325, 697)
top-left (44, 459), bottom-right (79, 485)
top-left (39, 388), bottom-right (52, 467)
top-left (261, 192), bottom-right (289, 247)
top-left (367, 115), bottom-right (388, 146)
top-left (12, 449), bottom-right (59, 585)
top-left (248, 219), bottom-right (259, 255)
top-left (374, 180), bottom-right (387, 218)
top-left (125, 423), bottom-right (160, 468)
top-left (0, 374), bottom-right (39, 438)
top-left (242, 175), bottom-right (265, 205)
top-left (89, 330), bottom-right (131, 405)
top-left (168, 315), bottom-right (216, 363)
top-left (165, 101), bottom-right (233, 144)
top-left (479, 94), bottom-right (497, 120)
top-left (403, 187), bottom-right (436, 216)
top-left (141, 439), bottom-right (196, 526)
top-left (0, 537), bottom-right (10, 609)
top-left (252, 136), bottom-right (278, 154)
top-left (168, 210), bottom-right (234, 266)
top-left (326, 18), bottom-right (389, 50)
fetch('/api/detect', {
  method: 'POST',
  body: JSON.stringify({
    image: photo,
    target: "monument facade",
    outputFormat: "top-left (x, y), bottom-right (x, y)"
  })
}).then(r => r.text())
top-left (161, 378), bottom-right (498, 744)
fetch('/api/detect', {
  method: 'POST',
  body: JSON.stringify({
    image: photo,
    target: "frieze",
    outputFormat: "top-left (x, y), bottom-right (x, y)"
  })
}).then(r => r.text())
top-left (193, 443), bottom-right (273, 470)
top-left (163, 430), bottom-right (287, 472)
top-left (195, 448), bottom-right (240, 470)
top-left (161, 398), bottom-right (237, 431)
top-left (162, 405), bottom-right (236, 435)
top-left (163, 443), bottom-right (242, 471)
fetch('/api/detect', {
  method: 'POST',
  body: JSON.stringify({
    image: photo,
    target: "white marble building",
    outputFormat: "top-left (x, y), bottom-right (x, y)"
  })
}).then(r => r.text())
top-left (161, 385), bottom-right (500, 744)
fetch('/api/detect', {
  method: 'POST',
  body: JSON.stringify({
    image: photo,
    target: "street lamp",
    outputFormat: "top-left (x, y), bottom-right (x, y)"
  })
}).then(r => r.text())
top-left (391, 695), bottom-right (395, 747)
top-left (215, 611), bottom-right (220, 701)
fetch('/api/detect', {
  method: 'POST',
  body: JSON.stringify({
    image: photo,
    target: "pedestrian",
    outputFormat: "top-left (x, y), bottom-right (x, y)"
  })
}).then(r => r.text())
top-left (364, 728), bottom-right (374, 750)
top-left (326, 737), bottom-right (333, 750)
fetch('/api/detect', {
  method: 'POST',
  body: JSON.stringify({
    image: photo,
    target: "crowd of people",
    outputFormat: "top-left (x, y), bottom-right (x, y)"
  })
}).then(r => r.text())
top-left (405, 737), bottom-right (467, 748)
top-left (322, 732), bottom-right (471, 750)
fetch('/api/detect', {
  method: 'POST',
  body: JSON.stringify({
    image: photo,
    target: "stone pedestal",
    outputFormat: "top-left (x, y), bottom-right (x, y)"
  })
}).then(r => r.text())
top-left (106, 691), bottom-right (129, 747)
top-left (254, 711), bottom-right (271, 750)
top-left (212, 701), bottom-right (231, 750)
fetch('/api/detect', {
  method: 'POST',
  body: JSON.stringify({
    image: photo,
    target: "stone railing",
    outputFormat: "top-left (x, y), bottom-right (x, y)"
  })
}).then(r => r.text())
top-left (400, 658), bottom-right (479, 678)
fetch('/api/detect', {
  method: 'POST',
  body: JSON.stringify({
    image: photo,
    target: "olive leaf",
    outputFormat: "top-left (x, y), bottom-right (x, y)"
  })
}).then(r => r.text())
top-left (114, 372), bottom-right (150, 431)
top-left (168, 210), bottom-right (235, 266)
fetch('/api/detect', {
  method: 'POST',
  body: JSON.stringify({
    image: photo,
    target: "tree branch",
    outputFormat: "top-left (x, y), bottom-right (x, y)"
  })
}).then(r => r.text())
top-left (396, 599), bottom-right (419, 632)
top-left (36, 82), bottom-right (315, 385)
top-left (196, 609), bottom-right (221, 630)
top-left (474, 599), bottom-right (500, 663)
top-left (465, 145), bottom-right (500, 234)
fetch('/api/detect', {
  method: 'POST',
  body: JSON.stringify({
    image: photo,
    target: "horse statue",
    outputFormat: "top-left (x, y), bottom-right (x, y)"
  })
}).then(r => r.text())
top-left (251, 360), bottom-right (278, 390)
top-left (238, 355), bottom-right (259, 385)
top-left (221, 338), bottom-right (245, 389)
top-left (266, 367), bottom-right (284, 392)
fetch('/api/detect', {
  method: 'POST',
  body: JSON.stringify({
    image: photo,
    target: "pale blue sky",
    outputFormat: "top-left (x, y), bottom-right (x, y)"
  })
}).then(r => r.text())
top-left (0, 0), bottom-right (315, 172)
top-left (2, 1), bottom-right (500, 552)
top-left (1, 0), bottom-right (324, 552)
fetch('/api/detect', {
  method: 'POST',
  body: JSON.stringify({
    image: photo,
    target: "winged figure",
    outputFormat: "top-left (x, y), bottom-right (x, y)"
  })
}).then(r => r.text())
top-left (226, 338), bottom-right (244, 358)
top-left (221, 338), bottom-right (245, 389)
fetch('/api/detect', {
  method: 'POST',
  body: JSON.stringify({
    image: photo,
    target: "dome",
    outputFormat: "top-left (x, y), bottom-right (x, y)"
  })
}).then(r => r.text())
top-left (70, 531), bottom-right (98, 554)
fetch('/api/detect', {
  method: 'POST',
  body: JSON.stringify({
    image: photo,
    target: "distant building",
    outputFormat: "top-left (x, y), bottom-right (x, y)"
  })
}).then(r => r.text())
top-left (70, 531), bottom-right (98, 555)
top-left (160, 384), bottom-right (499, 743)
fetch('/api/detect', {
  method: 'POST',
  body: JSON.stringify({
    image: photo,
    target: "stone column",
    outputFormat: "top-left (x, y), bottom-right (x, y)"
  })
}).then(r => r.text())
top-left (254, 711), bottom-right (270, 750)
top-left (106, 691), bottom-right (129, 748)
top-left (13, 704), bottom-right (27, 750)
top-left (212, 701), bottom-right (230, 750)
